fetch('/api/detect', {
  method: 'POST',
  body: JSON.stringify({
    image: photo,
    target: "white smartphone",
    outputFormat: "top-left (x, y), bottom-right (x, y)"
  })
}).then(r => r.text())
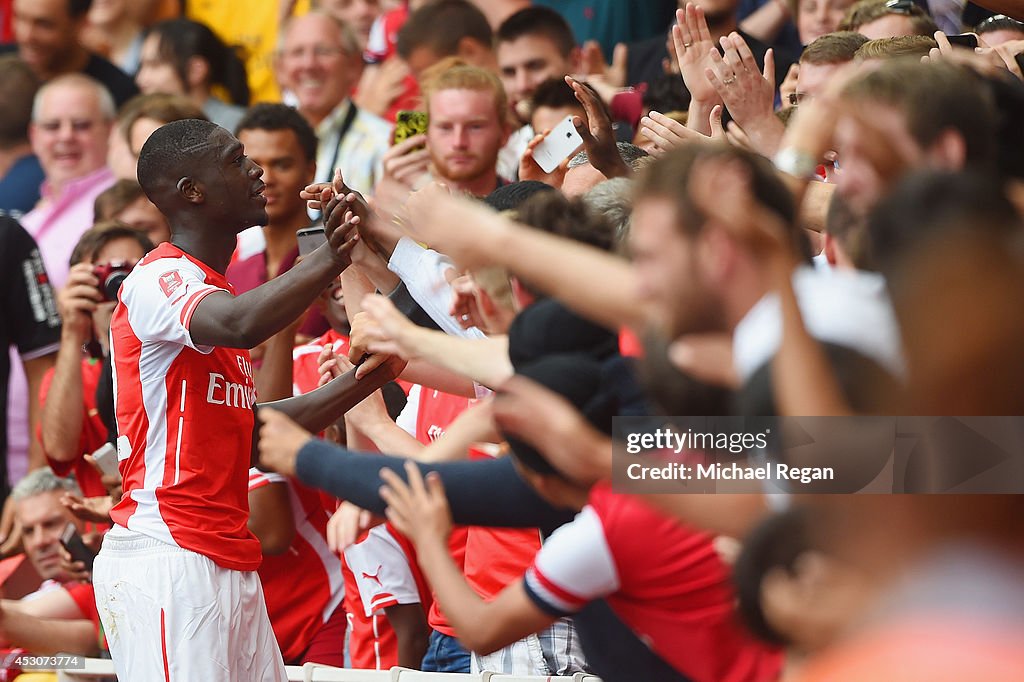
top-left (532, 116), bottom-right (584, 173)
top-left (90, 442), bottom-right (120, 477)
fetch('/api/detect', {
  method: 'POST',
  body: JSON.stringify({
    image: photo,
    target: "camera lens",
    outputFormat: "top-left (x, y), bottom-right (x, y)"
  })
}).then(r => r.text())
top-left (103, 271), bottom-right (130, 302)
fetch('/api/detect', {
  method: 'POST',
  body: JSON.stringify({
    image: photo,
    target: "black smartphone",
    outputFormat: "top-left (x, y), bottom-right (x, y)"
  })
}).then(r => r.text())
top-left (946, 33), bottom-right (979, 49)
top-left (60, 523), bottom-right (96, 572)
top-left (296, 226), bottom-right (327, 256)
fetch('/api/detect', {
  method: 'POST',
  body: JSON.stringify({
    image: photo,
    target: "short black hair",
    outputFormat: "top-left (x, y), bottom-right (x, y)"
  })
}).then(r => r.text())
top-left (496, 6), bottom-right (576, 57)
top-left (503, 353), bottom-right (618, 478)
top-left (235, 103), bottom-right (318, 164)
top-left (137, 118), bottom-right (223, 205)
top-left (529, 77), bottom-right (582, 114)
top-left (69, 0), bottom-right (93, 19)
top-left (483, 180), bottom-right (557, 212)
top-left (733, 507), bottom-right (814, 647)
top-left (0, 56), bottom-right (39, 146)
top-left (396, 0), bottom-right (492, 60)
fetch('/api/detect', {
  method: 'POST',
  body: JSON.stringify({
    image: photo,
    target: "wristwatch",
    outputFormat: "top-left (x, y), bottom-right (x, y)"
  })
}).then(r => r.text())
top-left (772, 147), bottom-right (819, 180)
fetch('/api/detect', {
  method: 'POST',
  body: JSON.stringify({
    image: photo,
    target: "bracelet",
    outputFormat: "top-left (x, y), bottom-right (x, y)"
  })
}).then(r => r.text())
top-left (772, 147), bottom-right (818, 180)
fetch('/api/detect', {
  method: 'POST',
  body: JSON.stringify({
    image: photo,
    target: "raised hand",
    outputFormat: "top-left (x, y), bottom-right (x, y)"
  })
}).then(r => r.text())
top-left (58, 263), bottom-right (104, 343)
top-left (257, 408), bottom-right (313, 478)
top-left (519, 129), bottom-right (572, 187)
top-left (639, 106), bottom-right (724, 155)
top-left (673, 4), bottom-right (721, 105)
top-left (565, 75), bottom-right (630, 179)
top-left (687, 154), bottom-right (793, 256)
top-left (706, 34), bottom-right (782, 155)
top-left (382, 134), bottom-right (431, 189)
top-left (379, 460), bottom-right (452, 548)
top-left (581, 40), bottom-right (629, 88)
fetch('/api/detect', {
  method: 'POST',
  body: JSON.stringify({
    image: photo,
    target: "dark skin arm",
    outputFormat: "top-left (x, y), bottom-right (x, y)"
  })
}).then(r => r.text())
top-left (192, 171), bottom-right (367, 350)
top-left (247, 481), bottom-right (295, 555)
top-left (190, 220), bottom-right (358, 350)
top-left (384, 603), bottom-right (430, 668)
top-left (250, 355), bottom-right (407, 464)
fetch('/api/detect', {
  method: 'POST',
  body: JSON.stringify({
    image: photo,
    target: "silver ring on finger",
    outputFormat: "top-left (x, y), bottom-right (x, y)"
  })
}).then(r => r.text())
top-left (722, 76), bottom-right (737, 85)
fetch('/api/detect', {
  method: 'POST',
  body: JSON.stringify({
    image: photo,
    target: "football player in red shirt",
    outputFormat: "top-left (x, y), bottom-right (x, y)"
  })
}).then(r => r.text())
top-left (92, 118), bottom-right (400, 681)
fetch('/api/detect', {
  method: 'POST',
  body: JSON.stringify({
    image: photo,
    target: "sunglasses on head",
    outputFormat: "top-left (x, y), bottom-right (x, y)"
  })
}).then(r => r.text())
top-left (884, 0), bottom-right (917, 14)
top-left (976, 14), bottom-right (1024, 30)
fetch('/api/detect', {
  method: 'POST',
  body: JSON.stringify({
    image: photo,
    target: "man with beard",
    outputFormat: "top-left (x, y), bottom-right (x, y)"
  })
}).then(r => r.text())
top-left (384, 61), bottom-right (511, 196)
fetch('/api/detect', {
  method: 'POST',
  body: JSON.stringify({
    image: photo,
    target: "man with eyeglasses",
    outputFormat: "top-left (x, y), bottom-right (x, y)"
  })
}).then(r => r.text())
top-left (21, 74), bottom-right (116, 292)
top-left (275, 11), bottom-right (391, 198)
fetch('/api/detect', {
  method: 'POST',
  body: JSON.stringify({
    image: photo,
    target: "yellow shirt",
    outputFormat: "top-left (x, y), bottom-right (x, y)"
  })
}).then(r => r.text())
top-left (185, 0), bottom-right (310, 103)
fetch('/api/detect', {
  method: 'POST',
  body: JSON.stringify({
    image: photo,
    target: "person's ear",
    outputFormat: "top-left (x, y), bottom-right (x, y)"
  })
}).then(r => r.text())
top-left (456, 37), bottom-right (489, 65)
top-left (176, 177), bottom-right (204, 204)
top-left (928, 128), bottom-right (967, 171)
top-left (698, 226), bottom-right (732, 286)
top-left (186, 56), bottom-right (210, 92)
top-left (823, 232), bottom-right (838, 266)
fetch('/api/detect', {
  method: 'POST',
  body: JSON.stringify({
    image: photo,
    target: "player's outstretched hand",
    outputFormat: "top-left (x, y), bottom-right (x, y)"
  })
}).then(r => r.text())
top-left (324, 210), bottom-right (362, 269)
top-left (379, 460), bottom-right (452, 548)
top-left (258, 408), bottom-right (313, 478)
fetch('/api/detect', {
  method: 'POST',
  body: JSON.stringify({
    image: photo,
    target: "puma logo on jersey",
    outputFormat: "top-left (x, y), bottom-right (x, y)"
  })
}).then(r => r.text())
top-left (206, 372), bottom-right (256, 408)
top-left (361, 566), bottom-right (383, 587)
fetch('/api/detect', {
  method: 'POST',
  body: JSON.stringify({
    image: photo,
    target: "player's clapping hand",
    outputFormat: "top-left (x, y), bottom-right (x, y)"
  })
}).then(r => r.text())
top-left (257, 408), bottom-right (313, 478)
top-left (379, 461), bottom-right (452, 548)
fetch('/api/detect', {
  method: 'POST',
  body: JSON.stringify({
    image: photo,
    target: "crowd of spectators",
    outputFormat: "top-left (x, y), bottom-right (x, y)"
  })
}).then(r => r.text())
top-left (1, 0), bottom-right (1023, 679)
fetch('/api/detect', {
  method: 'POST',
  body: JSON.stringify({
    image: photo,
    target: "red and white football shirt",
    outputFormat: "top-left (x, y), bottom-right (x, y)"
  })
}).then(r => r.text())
top-left (248, 468), bottom-right (345, 662)
top-left (343, 523), bottom-right (432, 669)
top-left (411, 387), bottom-right (472, 637)
top-left (38, 358), bottom-right (109, 499)
top-left (108, 242), bottom-right (261, 571)
top-left (524, 482), bottom-right (782, 682)
top-left (464, 445), bottom-right (542, 602)
top-left (292, 330), bottom-right (350, 396)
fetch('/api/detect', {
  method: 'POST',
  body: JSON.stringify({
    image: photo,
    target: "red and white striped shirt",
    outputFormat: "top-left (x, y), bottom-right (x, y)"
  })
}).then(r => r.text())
top-left (109, 243), bottom-right (261, 570)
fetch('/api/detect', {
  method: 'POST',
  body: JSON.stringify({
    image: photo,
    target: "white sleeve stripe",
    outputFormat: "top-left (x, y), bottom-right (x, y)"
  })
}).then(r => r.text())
top-left (531, 506), bottom-right (621, 603)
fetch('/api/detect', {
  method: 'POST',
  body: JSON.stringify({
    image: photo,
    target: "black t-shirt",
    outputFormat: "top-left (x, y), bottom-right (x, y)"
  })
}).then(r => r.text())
top-left (83, 53), bottom-right (139, 108)
top-left (0, 217), bottom-right (62, 498)
top-left (0, 45), bottom-right (139, 109)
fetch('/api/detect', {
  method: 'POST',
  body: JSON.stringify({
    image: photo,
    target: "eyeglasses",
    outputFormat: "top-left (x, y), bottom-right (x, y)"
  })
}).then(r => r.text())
top-left (35, 119), bottom-right (102, 134)
top-left (279, 45), bottom-right (346, 61)
top-left (884, 0), bottom-right (917, 14)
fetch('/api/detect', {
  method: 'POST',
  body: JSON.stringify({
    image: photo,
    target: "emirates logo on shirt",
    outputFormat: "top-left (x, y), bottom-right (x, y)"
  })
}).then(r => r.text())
top-left (159, 271), bottom-right (184, 297)
top-left (206, 372), bottom-right (257, 409)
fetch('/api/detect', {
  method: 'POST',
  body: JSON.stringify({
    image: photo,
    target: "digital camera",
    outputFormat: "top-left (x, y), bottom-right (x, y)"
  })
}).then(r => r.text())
top-left (93, 261), bottom-right (133, 302)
